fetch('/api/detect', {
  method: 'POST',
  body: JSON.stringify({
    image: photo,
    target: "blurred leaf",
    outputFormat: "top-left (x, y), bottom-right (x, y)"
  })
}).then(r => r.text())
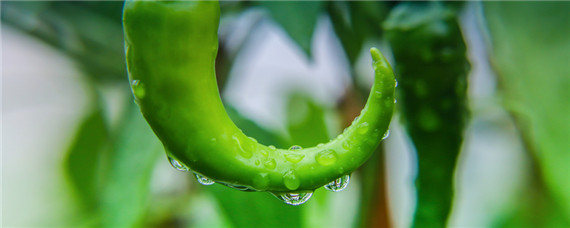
top-left (100, 103), bottom-right (162, 227)
top-left (327, 1), bottom-right (390, 65)
top-left (1, 1), bottom-right (126, 82)
top-left (220, 0), bottom-right (249, 17)
top-left (257, 1), bottom-right (324, 58)
top-left (209, 185), bottom-right (304, 228)
top-left (328, 1), bottom-right (363, 65)
top-left (483, 1), bottom-right (570, 224)
top-left (64, 107), bottom-right (109, 212)
top-left (286, 93), bottom-right (330, 147)
top-left (384, 2), bottom-right (470, 227)
top-left (226, 105), bottom-right (289, 147)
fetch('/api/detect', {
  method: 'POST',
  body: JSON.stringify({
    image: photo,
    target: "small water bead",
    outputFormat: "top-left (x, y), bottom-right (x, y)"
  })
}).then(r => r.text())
top-left (289, 145), bottom-right (302, 150)
top-left (253, 173), bottom-right (269, 190)
top-left (273, 192), bottom-right (313, 206)
top-left (233, 135), bottom-right (252, 158)
top-left (283, 170), bottom-right (300, 190)
top-left (317, 143), bottom-right (325, 148)
top-left (357, 122), bottom-right (370, 134)
top-left (260, 149), bottom-right (270, 158)
top-left (382, 130), bottom-right (390, 140)
top-left (284, 153), bottom-right (305, 163)
top-left (168, 157), bottom-right (189, 171)
top-left (131, 80), bottom-right (146, 99)
top-left (264, 159), bottom-right (277, 170)
top-left (374, 91), bottom-right (382, 98)
top-left (195, 173), bottom-right (215, 185)
top-left (324, 175), bottom-right (350, 192)
top-left (225, 184), bottom-right (250, 191)
top-left (255, 160), bottom-right (261, 165)
top-left (394, 99), bottom-right (398, 104)
top-left (342, 140), bottom-right (351, 150)
top-left (248, 136), bottom-right (258, 143)
top-left (394, 79), bottom-right (398, 87)
top-left (268, 145), bottom-right (276, 150)
top-left (316, 149), bottom-right (338, 166)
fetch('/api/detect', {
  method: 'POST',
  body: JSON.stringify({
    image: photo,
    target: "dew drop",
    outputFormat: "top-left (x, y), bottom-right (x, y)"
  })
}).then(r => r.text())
top-left (317, 143), bottom-right (325, 148)
top-left (382, 130), bottom-right (390, 140)
top-left (131, 79), bottom-right (146, 99)
top-left (394, 79), bottom-right (398, 87)
top-left (264, 159), bottom-right (277, 170)
top-left (316, 150), bottom-right (337, 166)
top-left (394, 99), bottom-right (398, 104)
top-left (260, 149), bottom-right (269, 157)
top-left (255, 160), bottom-right (261, 165)
top-left (374, 91), bottom-right (382, 98)
top-left (253, 173), bottom-right (270, 190)
top-left (342, 140), bottom-right (351, 150)
top-left (248, 136), bottom-right (258, 143)
top-left (272, 192), bottom-right (313, 206)
top-left (268, 145), bottom-right (277, 150)
top-left (283, 170), bottom-right (300, 190)
top-left (284, 153), bottom-right (305, 163)
top-left (289, 145), bottom-right (302, 150)
top-left (357, 122), bottom-right (369, 134)
top-left (195, 173), bottom-right (215, 185)
top-left (233, 135), bottom-right (252, 158)
top-left (225, 184), bottom-right (250, 191)
top-left (324, 175), bottom-right (350, 192)
top-left (168, 157), bottom-right (188, 171)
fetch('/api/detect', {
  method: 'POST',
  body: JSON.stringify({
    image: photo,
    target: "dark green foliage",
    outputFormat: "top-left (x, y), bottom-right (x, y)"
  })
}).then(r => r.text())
top-left (384, 2), bottom-right (470, 227)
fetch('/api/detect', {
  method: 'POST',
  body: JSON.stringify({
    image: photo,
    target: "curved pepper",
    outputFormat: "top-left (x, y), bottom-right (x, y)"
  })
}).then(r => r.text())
top-left (384, 2), bottom-right (469, 226)
top-left (123, 0), bottom-right (395, 193)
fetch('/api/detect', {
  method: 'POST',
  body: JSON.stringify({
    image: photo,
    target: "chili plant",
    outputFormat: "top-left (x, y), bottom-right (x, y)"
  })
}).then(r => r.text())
top-left (2, 1), bottom-right (569, 227)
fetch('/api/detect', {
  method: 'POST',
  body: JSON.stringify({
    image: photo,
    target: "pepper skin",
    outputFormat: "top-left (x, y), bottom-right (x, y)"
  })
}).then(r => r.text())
top-left (123, 0), bottom-right (395, 193)
top-left (384, 2), bottom-right (470, 227)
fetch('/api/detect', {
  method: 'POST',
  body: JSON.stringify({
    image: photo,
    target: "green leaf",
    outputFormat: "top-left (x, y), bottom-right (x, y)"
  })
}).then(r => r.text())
top-left (64, 107), bottom-right (109, 212)
top-left (1, 2), bottom-right (126, 82)
top-left (226, 105), bottom-right (289, 148)
top-left (209, 185), bottom-right (304, 228)
top-left (99, 103), bottom-right (163, 227)
top-left (328, 1), bottom-right (390, 65)
top-left (286, 93), bottom-right (330, 147)
top-left (257, 1), bottom-right (324, 58)
top-left (483, 1), bottom-right (570, 224)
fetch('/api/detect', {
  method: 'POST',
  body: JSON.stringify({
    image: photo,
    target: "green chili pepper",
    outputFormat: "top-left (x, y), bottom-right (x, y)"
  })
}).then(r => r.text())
top-left (384, 2), bottom-right (469, 226)
top-left (123, 0), bottom-right (395, 203)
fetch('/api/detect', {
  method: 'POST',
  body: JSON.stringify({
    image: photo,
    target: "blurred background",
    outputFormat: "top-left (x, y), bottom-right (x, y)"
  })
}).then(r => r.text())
top-left (2, 1), bottom-right (569, 227)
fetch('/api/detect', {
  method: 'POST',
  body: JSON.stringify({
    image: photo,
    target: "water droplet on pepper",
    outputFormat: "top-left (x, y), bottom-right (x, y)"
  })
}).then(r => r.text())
top-left (324, 175), bottom-right (350, 192)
